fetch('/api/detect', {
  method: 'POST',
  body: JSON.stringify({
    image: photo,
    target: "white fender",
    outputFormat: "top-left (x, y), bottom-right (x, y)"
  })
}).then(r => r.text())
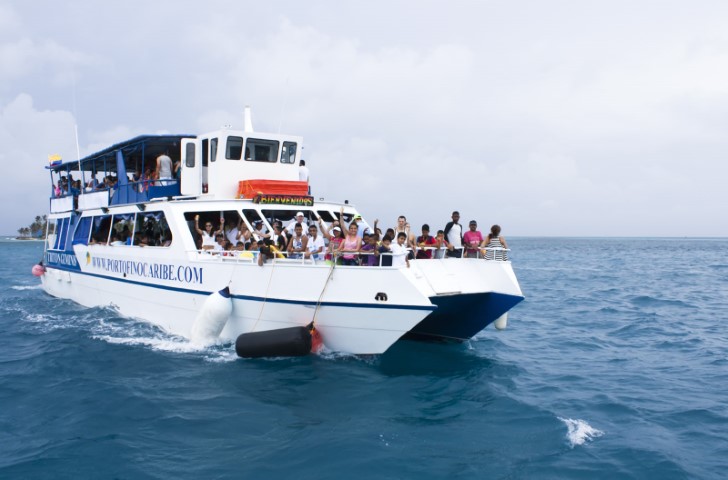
top-left (190, 287), bottom-right (233, 345)
top-left (493, 313), bottom-right (508, 331)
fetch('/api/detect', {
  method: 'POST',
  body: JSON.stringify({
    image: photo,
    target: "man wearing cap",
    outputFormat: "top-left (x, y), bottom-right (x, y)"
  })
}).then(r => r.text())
top-left (286, 211), bottom-right (309, 235)
top-left (463, 220), bottom-right (484, 258)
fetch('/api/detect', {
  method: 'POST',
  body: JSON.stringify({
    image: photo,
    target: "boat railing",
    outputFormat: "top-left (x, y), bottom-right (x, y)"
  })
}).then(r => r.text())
top-left (189, 246), bottom-right (510, 266)
top-left (49, 180), bottom-right (181, 212)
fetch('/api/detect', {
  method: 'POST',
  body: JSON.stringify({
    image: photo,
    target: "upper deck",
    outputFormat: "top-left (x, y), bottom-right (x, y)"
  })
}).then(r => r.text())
top-left (47, 123), bottom-right (305, 214)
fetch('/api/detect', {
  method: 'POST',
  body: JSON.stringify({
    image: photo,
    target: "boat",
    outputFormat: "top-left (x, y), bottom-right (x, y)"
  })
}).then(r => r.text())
top-left (36, 108), bottom-right (524, 355)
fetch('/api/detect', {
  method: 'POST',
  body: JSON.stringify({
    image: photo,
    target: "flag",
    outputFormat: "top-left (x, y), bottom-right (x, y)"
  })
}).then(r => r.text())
top-left (48, 154), bottom-right (62, 166)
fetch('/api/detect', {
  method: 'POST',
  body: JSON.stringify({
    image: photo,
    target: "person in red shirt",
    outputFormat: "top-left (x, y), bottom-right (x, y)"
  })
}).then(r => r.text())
top-left (416, 224), bottom-right (437, 259)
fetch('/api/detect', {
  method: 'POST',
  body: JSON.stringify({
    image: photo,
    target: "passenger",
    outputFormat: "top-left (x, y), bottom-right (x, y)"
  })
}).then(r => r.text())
top-left (416, 224), bottom-right (437, 259)
top-left (482, 224), bottom-right (509, 261)
top-left (433, 230), bottom-right (450, 259)
top-left (377, 235), bottom-right (393, 267)
top-left (194, 215), bottom-right (224, 250)
top-left (287, 223), bottom-right (308, 259)
top-left (463, 220), bottom-right (484, 258)
top-left (318, 215), bottom-right (343, 241)
top-left (258, 238), bottom-right (275, 266)
top-left (391, 232), bottom-right (410, 268)
top-left (270, 222), bottom-right (288, 252)
top-left (304, 224), bottom-right (325, 261)
top-left (173, 161), bottom-right (182, 182)
top-left (384, 228), bottom-right (395, 245)
top-left (233, 241), bottom-right (246, 251)
top-left (338, 223), bottom-right (362, 266)
top-left (351, 214), bottom-right (366, 238)
top-left (325, 226), bottom-right (344, 263)
top-left (444, 211), bottom-right (463, 258)
top-left (393, 215), bottom-right (415, 249)
top-left (109, 233), bottom-right (124, 246)
top-left (251, 221), bottom-right (270, 242)
top-left (360, 232), bottom-right (378, 266)
top-left (286, 212), bottom-right (308, 235)
top-left (299, 160), bottom-right (310, 194)
top-left (213, 234), bottom-right (226, 253)
top-left (236, 222), bottom-right (252, 244)
top-left (156, 154), bottom-right (174, 186)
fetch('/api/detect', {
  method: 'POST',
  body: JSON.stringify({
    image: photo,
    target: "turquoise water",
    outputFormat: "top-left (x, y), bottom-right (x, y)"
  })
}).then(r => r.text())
top-left (1, 238), bottom-right (727, 479)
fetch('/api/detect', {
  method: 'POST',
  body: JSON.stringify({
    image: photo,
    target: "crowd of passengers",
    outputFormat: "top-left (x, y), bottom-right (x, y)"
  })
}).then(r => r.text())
top-left (191, 209), bottom-right (508, 267)
top-left (52, 155), bottom-right (182, 198)
top-left (88, 218), bottom-right (172, 247)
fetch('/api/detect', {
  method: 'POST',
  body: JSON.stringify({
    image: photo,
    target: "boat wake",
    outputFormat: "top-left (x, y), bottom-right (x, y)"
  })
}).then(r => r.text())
top-left (11, 284), bottom-right (42, 290)
top-left (558, 417), bottom-right (604, 448)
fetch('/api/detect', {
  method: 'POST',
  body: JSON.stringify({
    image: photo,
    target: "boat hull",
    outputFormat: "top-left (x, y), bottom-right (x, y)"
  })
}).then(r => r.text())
top-left (405, 291), bottom-right (524, 342)
top-left (40, 255), bottom-right (435, 355)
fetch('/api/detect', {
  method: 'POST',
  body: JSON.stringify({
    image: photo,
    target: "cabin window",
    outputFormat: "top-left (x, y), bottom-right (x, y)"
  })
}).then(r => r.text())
top-left (281, 142), bottom-right (297, 164)
top-left (316, 210), bottom-right (336, 222)
top-left (245, 138), bottom-right (279, 163)
top-left (72, 217), bottom-right (92, 245)
top-left (110, 214), bottom-right (135, 245)
top-left (261, 209), bottom-right (313, 229)
top-left (53, 218), bottom-right (70, 250)
top-left (226, 136), bottom-right (243, 160)
top-left (184, 210), bottom-right (242, 249)
top-left (210, 138), bottom-right (218, 162)
top-left (90, 215), bottom-right (112, 244)
top-left (185, 143), bottom-right (196, 168)
top-left (134, 212), bottom-right (172, 247)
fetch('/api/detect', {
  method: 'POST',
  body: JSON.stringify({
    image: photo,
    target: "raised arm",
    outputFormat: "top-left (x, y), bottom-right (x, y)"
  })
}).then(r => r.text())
top-left (194, 215), bottom-right (204, 235)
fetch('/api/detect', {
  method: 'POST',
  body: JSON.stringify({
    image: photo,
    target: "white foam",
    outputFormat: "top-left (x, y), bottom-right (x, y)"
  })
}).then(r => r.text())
top-left (11, 285), bottom-right (42, 290)
top-left (558, 417), bottom-right (604, 447)
top-left (92, 333), bottom-right (236, 362)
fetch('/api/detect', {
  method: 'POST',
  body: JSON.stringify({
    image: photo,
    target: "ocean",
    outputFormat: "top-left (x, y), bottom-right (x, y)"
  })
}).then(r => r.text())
top-left (1, 237), bottom-right (726, 479)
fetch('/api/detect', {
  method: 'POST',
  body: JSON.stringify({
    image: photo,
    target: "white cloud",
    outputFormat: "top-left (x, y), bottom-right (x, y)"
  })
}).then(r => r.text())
top-left (2, 1), bottom-right (728, 236)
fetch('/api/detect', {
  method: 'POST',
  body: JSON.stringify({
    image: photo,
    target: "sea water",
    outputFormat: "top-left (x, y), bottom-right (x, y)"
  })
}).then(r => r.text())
top-left (1, 238), bottom-right (726, 479)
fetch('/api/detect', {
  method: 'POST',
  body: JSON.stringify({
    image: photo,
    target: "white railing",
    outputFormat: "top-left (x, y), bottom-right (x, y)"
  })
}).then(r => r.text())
top-left (189, 246), bottom-right (510, 266)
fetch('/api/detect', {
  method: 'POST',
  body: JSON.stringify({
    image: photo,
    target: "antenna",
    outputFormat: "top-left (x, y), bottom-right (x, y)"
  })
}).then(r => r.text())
top-left (278, 77), bottom-right (290, 133)
top-left (72, 72), bottom-right (81, 161)
top-left (243, 105), bottom-right (254, 133)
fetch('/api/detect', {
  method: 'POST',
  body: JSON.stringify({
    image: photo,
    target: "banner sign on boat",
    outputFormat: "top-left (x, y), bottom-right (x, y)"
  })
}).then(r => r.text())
top-left (44, 251), bottom-right (80, 271)
top-left (252, 194), bottom-right (314, 206)
top-left (88, 255), bottom-right (204, 285)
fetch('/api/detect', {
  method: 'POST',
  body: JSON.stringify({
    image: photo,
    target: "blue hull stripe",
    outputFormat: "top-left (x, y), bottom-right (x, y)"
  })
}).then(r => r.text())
top-left (43, 266), bottom-right (436, 312)
top-left (406, 292), bottom-right (524, 341)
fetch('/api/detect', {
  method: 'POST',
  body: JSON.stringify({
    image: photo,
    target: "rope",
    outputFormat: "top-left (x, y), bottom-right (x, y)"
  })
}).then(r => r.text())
top-left (312, 254), bottom-right (338, 326)
top-left (251, 255), bottom-right (276, 332)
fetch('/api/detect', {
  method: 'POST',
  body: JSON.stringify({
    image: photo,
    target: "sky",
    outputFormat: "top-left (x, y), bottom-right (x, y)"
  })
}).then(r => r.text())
top-left (1, 0), bottom-right (727, 237)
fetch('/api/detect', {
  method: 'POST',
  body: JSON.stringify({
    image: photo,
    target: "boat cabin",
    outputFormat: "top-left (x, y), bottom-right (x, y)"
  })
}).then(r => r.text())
top-left (47, 128), bottom-right (305, 214)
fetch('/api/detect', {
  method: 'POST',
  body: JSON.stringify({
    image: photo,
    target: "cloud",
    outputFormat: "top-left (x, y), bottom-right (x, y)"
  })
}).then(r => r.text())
top-left (0, 94), bottom-right (77, 230)
top-left (2, 2), bottom-right (728, 236)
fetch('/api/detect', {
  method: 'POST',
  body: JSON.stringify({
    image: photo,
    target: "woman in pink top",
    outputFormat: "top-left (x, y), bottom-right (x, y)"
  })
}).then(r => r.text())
top-left (338, 223), bottom-right (362, 266)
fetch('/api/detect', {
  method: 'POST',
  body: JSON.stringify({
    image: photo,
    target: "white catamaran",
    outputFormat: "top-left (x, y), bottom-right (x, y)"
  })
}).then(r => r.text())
top-left (37, 109), bottom-right (524, 355)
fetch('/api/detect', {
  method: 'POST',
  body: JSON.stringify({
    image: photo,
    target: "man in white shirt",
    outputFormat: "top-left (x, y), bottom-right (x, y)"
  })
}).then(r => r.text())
top-left (156, 154), bottom-right (174, 186)
top-left (390, 232), bottom-right (410, 268)
top-left (299, 160), bottom-right (310, 194)
top-left (444, 211), bottom-right (463, 258)
top-left (286, 212), bottom-right (309, 234)
top-left (304, 224), bottom-right (325, 261)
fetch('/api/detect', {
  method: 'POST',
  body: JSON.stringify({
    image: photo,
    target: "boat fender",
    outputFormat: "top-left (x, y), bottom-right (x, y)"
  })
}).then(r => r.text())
top-left (235, 326), bottom-right (312, 358)
top-left (310, 326), bottom-right (323, 354)
top-left (494, 313), bottom-right (508, 330)
top-left (31, 263), bottom-right (46, 277)
top-left (190, 287), bottom-right (233, 345)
